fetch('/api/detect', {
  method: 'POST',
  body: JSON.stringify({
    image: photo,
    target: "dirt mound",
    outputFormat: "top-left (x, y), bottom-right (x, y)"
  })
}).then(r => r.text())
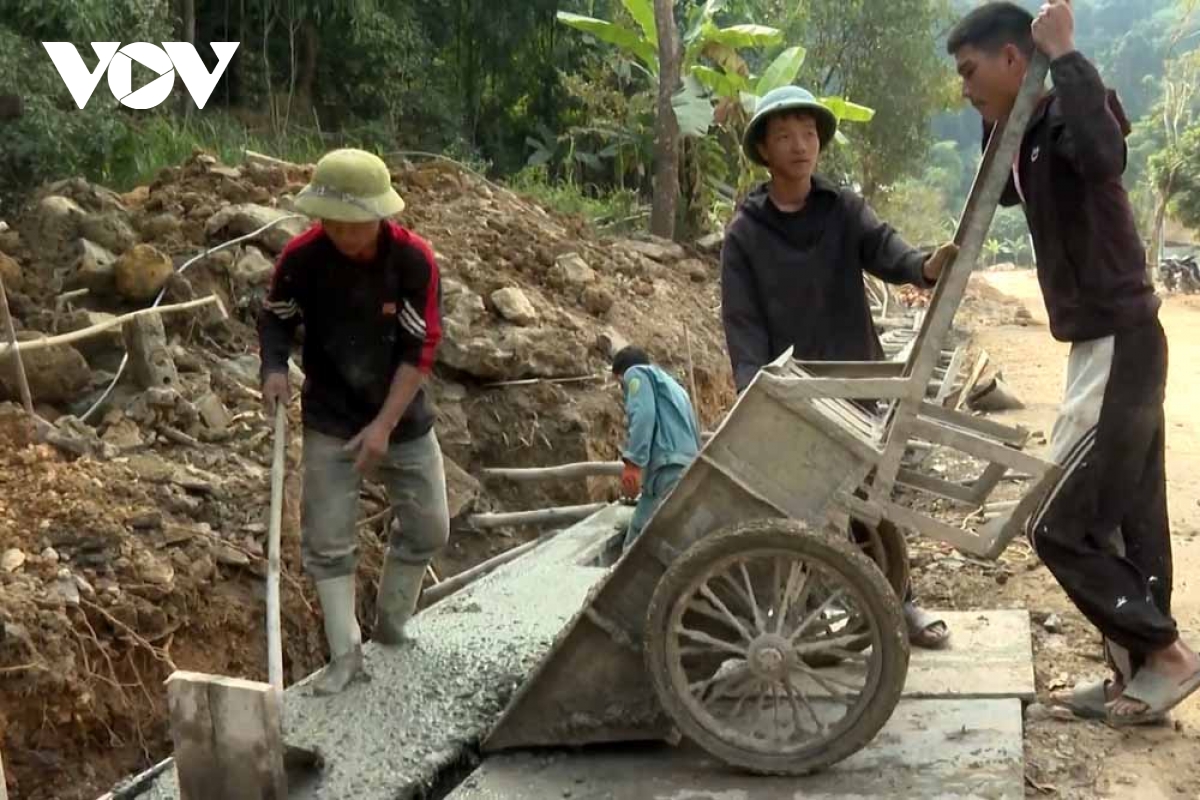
top-left (0, 151), bottom-right (735, 799)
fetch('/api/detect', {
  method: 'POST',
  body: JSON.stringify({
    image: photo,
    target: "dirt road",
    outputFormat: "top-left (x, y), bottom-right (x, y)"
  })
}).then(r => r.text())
top-left (977, 270), bottom-right (1200, 798)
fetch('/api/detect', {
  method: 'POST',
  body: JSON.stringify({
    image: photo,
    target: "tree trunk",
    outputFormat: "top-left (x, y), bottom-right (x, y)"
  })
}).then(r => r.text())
top-left (177, 0), bottom-right (196, 118)
top-left (650, 0), bottom-right (681, 240)
top-left (1149, 169), bottom-right (1176, 285)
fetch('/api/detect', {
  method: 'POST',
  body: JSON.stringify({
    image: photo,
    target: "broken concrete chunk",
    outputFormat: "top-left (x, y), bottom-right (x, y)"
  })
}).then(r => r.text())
top-left (25, 195), bottom-right (86, 258)
top-left (101, 416), bottom-right (145, 450)
top-left (490, 287), bottom-right (538, 326)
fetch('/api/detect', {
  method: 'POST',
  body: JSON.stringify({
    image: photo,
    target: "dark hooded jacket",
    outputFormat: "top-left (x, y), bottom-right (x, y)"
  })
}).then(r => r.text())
top-left (720, 176), bottom-right (933, 391)
top-left (990, 51), bottom-right (1158, 343)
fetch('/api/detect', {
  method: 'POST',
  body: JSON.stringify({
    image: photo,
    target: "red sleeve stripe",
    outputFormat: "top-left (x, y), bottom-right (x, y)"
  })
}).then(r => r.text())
top-left (399, 228), bottom-right (443, 374)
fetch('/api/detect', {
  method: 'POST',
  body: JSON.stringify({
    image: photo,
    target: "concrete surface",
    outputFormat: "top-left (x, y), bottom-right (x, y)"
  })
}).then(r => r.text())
top-left (128, 504), bottom-right (629, 800)
top-left (904, 610), bottom-right (1035, 701)
top-left (449, 698), bottom-right (1025, 800)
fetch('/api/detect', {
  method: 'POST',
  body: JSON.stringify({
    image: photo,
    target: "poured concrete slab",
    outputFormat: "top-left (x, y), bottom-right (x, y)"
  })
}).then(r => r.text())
top-left (449, 698), bottom-right (1025, 800)
top-left (130, 504), bottom-right (630, 800)
top-left (905, 610), bottom-right (1035, 701)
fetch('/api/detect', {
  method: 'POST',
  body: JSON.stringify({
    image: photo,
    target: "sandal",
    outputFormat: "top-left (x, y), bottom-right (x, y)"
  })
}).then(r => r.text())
top-left (1108, 665), bottom-right (1200, 727)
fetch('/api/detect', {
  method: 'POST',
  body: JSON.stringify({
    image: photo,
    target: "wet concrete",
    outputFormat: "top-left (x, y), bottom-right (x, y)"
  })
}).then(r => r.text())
top-left (129, 504), bottom-right (630, 800)
top-left (449, 698), bottom-right (1025, 800)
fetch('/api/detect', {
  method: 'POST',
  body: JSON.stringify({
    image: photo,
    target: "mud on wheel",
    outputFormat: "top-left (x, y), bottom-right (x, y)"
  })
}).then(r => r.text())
top-left (644, 518), bottom-right (909, 776)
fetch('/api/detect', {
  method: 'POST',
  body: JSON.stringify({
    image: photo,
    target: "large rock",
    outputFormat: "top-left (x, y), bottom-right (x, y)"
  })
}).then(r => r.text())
top-left (0, 333), bottom-right (92, 404)
top-left (71, 239), bottom-right (118, 294)
top-left (490, 287), bottom-right (538, 326)
top-left (205, 204), bottom-right (310, 254)
top-left (439, 290), bottom-right (589, 380)
top-left (554, 253), bottom-right (596, 285)
top-left (622, 237), bottom-right (686, 263)
top-left (24, 195), bottom-right (86, 259)
top-left (114, 243), bottom-right (173, 301)
top-left (231, 245), bottom-right (275, 287)
top-left (57, 310), bottom-right (124, 363)
top-left (79, 212), bottom-right (138, 254)
top-left (0, 251), bottom-right (21, 291)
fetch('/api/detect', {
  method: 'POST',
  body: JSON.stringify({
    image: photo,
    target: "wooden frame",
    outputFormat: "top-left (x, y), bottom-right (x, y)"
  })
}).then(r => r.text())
top-left (755, 54), bottom-right (1057, 558)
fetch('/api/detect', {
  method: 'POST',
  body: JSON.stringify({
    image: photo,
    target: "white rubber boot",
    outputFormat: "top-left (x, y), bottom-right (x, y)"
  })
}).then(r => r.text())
top-left (312, 575), bottom-right (366, 695)
top-left (374, 560), bottom-right (426, 646)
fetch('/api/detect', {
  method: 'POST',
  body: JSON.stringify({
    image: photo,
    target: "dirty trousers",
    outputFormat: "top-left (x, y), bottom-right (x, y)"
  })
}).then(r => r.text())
top-left (1027, 320), bottom-right (1177, 664)
top-left (625, 463), bottom-right (688, 549)
top-left (301, 428), bottom-right (450, 581)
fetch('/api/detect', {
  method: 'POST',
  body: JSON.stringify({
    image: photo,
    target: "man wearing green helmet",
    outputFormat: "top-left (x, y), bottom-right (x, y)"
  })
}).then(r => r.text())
top-left (720, 86), bottom-right (958, 649)
top-left (258, 148), bottom-right (450, 695)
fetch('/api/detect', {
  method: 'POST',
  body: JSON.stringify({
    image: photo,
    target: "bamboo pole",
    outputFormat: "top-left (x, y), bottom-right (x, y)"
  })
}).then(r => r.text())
top-left (0, 295), bottom-right (225, 357)
top-left (0, 745), bottom-right (8, 800)
top-left (684, 327), bottom-right (701, 433)
top-left (265, 403), bottom-right (286, 693)
top-left (0, 272), bottom-right (33, 416)
top-left (484, 462), bottom-right (623, 481)
top-left (420, 537), bottom-right (545, 608)
top-left (468, 502), bottom-right (608, 530)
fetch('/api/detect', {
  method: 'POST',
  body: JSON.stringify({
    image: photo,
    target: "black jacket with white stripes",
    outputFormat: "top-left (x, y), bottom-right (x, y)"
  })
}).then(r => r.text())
top-left (258, 221), bottom-right (443, 442)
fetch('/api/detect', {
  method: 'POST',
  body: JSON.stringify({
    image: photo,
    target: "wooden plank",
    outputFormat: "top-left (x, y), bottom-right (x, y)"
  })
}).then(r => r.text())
top-left (896, 468), bottom-right (979, 505)
top-left (166, 671), bottom-right (287, 800)
top-left (910, 417), bottom-right (1051, 477)
top-left (871, 54), bottom-right (1050, 497)
top-left (879, 501), bottom-right (994, 557)
top-left (955, 351), bottom-right (991, 411)
top-left (970, 462), bottom-right (1011, 505)
top-left (696, 451), bottom-right (792, 518)
top-left (934, 345), bottom-right (967, 406)
top-left (792, 361), bottom-right (906, 379)
top-left (976, 463), bottom-right (1062, 559)
top-left (766, 375), bottom-right (911, 399)
top-left (918, 401), bottom-right (1028, 447)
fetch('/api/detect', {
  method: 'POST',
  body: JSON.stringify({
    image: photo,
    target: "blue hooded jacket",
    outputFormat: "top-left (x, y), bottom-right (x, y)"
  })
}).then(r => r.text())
top-left (621, 364), bottom-right (701, 474)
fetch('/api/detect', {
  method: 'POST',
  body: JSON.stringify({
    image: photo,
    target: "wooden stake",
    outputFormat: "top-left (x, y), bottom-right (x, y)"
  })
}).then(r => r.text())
top-left (0, 745), bottom-right (8, 800)
top-left (266, 404), bottom-right (286, 693)
top-left (684, 327), bottom-right (701, 432)
top-left (0, 272), bottom-right (33, 416)
top-left (420, 536), bottom-right (548, 607)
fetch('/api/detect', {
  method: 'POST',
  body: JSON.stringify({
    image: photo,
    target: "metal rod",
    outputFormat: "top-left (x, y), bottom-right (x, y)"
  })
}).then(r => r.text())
top-left (484, 462), bottom-right (623, 481)
top-left (468, 502), bottom-right (609, 530)
top-left (266, 403), bottom-right (287, 693)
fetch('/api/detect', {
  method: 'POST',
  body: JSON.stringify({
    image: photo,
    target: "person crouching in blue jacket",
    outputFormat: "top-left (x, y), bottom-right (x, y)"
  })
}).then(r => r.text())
top-left (613, 347), bottom-right (702, 550)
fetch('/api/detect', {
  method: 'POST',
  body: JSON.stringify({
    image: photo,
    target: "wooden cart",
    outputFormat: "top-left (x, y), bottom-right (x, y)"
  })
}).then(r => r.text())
top-left (483, 56), bottom-right (1055, 776)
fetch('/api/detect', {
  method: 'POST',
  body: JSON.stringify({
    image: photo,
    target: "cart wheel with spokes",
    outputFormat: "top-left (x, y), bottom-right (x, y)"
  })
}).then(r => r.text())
top-left (644, 518), bottom-right (909, 776)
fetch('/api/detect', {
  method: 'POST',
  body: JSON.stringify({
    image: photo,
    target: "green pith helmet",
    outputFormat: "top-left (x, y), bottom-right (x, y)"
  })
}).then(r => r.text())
top-left (294, 148), bottom-right (406, 223)
top-left (742, 86), bottom-right (838, 167)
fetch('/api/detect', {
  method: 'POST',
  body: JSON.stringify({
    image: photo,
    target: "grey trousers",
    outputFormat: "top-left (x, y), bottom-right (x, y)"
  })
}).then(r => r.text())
top-left (301, 428), bottom-right (450, 581)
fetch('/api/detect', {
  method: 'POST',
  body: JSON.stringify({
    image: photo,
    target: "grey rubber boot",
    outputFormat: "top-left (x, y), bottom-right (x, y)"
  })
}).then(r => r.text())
top-left (374, 560), bottom-right (426, 646)
top-left (312, 575), bottom-right (366, 696)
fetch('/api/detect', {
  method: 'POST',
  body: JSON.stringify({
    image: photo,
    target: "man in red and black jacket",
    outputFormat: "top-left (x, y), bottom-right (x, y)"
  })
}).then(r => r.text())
top-left (258, 148), bottom-right (449, 695)
top-left (949, 1), bottom-right (1200, 725)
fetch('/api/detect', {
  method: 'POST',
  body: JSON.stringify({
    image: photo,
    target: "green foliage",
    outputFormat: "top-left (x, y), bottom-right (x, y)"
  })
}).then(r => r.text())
top-left (875, 179), bottom-right (953, 249)
top-left (1168, 124), bottom-right (1200, 228)
top-left (508, 163), bottom-right (642, 228)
